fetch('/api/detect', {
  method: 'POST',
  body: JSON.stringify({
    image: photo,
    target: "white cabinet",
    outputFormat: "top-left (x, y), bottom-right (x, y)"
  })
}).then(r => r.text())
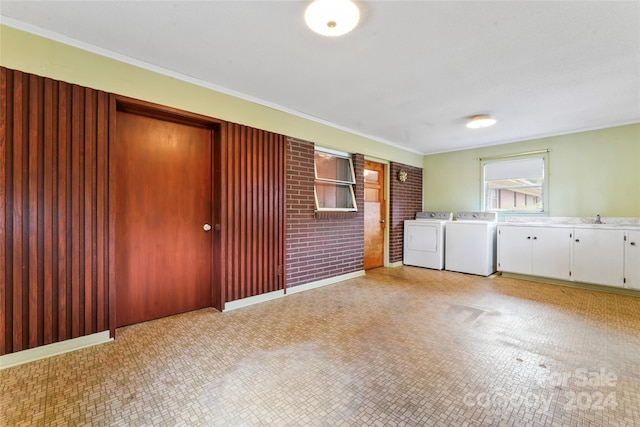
top-left (625, 231), bottom-right (640, 290)
top-left (573, 228), bottom-right (625, 287)
top-left (499, 223), bottom-right (640, 291)
top-left (497, 226), bottom-right (533, 274)
top-left (533, 227), bottom-right (573, 280)
top-left (498, 226), bottom-right (572, 280)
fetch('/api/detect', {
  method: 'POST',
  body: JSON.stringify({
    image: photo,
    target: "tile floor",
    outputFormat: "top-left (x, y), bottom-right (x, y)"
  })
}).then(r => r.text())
top-left (1, 267), bottom-right (639, 426)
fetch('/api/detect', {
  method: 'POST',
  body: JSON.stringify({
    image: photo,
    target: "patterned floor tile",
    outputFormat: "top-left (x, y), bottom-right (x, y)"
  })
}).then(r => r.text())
top-left (1, 267), bottom-right (639, 426)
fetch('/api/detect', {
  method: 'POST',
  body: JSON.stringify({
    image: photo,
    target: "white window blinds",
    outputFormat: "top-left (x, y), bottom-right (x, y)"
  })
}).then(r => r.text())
top-left (484, 158), bottom-right (544, 181)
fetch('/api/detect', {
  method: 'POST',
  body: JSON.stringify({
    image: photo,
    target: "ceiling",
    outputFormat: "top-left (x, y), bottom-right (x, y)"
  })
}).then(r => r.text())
top-left (1, 1), bottom-right (639, 155)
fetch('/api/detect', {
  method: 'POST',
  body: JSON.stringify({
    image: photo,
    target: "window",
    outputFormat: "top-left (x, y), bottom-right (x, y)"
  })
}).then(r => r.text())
top-left (314, 147), bottom-right (357, 211)
top-left (482, 154), bottom-right (547, 212)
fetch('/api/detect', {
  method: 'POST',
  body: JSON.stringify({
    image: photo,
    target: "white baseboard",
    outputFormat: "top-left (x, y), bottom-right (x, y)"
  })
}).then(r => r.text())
top-left (224, 289), bottom-right (286, 312)
top-left (224, 270), bottom-right (366, 311)
top-left (0, 331), bottom-right (113, 370)
top-left (387, 261), bottom-right (404, 268)
top-left (287, 270), bottom-right (365, 295)
top-left (2, 271), bottom-right (367, 366)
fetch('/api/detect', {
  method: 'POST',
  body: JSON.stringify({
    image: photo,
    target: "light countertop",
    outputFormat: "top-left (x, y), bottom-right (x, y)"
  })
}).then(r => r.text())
top-left (499, 216), bottom-right (640, 230)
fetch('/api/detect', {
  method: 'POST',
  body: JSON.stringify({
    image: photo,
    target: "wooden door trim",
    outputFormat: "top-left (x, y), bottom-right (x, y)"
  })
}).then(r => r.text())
top-left (113, 95), bottom-right (225, 128)
top-left (364, 160), bottom-right (387, 269)
top-left (108, 95), bottom-right (225, 338)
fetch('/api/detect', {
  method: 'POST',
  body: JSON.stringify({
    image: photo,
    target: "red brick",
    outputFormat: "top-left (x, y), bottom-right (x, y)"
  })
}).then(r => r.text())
top-left (285, 137), bottom-right (422, 287)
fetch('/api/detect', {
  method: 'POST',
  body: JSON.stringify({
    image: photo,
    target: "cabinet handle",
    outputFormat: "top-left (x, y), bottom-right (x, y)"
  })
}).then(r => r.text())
top-left (632, 242), bottom-right (637, 246)
top-left (575, 239), bottom-right (580, 242)
top-left (527, 236), bottom-right (531, 240)
top-left (533, 236), bottom-right (537, 240)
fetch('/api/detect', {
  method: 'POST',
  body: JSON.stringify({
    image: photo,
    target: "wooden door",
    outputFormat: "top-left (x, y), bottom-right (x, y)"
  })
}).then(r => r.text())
top-left (364, 161), bottom-right (385, 269)
top-left (114, 110), bottom-right (213, 327)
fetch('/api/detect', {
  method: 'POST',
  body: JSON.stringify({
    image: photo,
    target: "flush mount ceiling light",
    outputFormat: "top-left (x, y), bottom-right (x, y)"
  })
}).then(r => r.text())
top-left (305, 0), bottom-right (360, 37)
top-left (466, 115), bottom-right (497, 129)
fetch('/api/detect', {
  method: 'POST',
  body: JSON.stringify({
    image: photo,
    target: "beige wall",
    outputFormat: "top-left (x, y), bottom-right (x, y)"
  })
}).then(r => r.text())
top-left (424, 123), bottom-right (640, 217)
top-left (3, 25), bottom-right (638, 218)
top-left (0, 25), bottom-right (423, 168)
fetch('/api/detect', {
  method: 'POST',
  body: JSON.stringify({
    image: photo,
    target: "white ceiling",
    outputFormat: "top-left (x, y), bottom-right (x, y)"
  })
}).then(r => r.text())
top-left (1, 1), bottom-right (639, 154)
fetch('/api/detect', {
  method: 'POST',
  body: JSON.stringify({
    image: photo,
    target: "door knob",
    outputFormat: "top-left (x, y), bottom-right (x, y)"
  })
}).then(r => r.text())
top-left (203, 224), bottom-right (212, 231)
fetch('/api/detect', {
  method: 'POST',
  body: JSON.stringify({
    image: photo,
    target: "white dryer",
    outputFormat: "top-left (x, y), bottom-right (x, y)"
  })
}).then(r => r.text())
top-left (403, 212), bottom-right (453, 270)
top-left (445, 212), bottom-right (498, 276)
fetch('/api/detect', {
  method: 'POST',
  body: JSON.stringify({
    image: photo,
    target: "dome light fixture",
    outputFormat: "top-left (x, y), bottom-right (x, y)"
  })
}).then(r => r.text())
top-left (305, 0), bottom-right (360, 37)
top-left (466, 115), bottom-right (497, 129)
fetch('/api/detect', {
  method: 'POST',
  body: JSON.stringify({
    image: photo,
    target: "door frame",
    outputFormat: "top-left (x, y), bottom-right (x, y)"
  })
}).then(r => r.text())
top-left (363, 157), bottom-right (390, 268)
top-left (108, 95), bottom-right (225, 338)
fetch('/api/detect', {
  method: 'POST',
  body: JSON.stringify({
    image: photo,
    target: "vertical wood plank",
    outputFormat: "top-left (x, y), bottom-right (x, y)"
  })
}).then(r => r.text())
top-left (58, 80), bottom-right (70, 342)
top-left (28, 73), bottom-right (40, 349)
top-left (272, 133), bottom-right (278, 291)
top-left (70, 85), bottom-right (81, 339)
top-left (12, 70), bottom-right (26, 352)
top-left (264, 133), bottom-right (270, 293)
top-left (257, 131), bottom-right (264, 293)
top-left (43, 77), bottom-right (55, 345)
top-left (232, 125), bottom-right (240, 301)
top-left (280, 133), bottom-right (285, 288)
top-left (226, 125), bottom-right (232, 302)
top-left (50, 80), bottom-right (60, 344)
top-left (0, 67), bottom-right (9, 355)
top-left (237, 124), bottom-right (244, 299)
top-left (266, 130), bottom-right (274, 291)
top-left (239, 126), bottom-right (247, 299)
top-left (96, 91), bottom-right (107, 332)
top-left (84, 89), bottom-right (95, 334)
top-left (225, 125), bottom-right (232, 302)
top-left (248, 129), bottom-right (256, 297)
top-left (217, 123), bottom-right (227, 310)
top-left (278, 134), bottom-right (284, 289)
top-left (36, 74), bottom-right (46, 348)
top-left (252, 130), bottom-right (260, 296)
top-left (273, 134), bottom-right (278, 290)
top-left (108, 94), bottom-right (117, 338)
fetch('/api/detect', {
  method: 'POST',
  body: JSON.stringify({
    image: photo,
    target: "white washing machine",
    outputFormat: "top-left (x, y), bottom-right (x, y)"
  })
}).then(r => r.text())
top-left (403, 212), bottom-right (453, 270)
top-left (445, 212), bottom-right (498, 276)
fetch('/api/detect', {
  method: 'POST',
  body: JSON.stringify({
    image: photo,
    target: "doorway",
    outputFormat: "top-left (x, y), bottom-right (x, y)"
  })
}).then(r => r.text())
top-left (364, 161), bottom-right (386, 270)
top-left (113, 108), bottom-right (214, 327)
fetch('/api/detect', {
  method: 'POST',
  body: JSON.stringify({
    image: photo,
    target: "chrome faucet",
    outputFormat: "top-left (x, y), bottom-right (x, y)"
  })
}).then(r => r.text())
top-left (595, 214), bottom-right (602, 224)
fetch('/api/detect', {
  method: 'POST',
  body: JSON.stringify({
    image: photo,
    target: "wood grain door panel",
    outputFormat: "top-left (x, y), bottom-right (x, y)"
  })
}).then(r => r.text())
top-left (114, 111), bottom-right (212, 327)
top-left (364, 161), bottom-right (385, 270)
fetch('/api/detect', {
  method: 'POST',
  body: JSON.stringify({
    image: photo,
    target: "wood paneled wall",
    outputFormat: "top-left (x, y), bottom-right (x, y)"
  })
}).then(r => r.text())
top-left (221, 124), bottom-right (286, 302)
top-left (0, 67), bottom-right (109, 355)
top-left (1, 67), bottom-right (287, 356)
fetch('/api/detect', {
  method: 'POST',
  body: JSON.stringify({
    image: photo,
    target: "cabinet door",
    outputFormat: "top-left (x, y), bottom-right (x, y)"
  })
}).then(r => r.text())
top-left (498, 226), bottom-right (533, 274)
top-left (532, 227), bottom-right (573, 280)
top-left (573, 229), bottom-right (625, 287)
top-left (625, 231), bottom-right (640, 290)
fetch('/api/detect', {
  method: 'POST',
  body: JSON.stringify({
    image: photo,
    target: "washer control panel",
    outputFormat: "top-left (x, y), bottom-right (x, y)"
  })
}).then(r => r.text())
top-left (455, 212), bottom-right (497, 222)
top-left (415, 212), bottom-right (453, 220)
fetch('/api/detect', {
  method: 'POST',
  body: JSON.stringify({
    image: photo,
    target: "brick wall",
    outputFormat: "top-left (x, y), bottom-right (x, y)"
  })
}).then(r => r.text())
top-left (286, 138), bottom-right (364, 288)
top-left (389, 162), bottom-right (424, 263)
